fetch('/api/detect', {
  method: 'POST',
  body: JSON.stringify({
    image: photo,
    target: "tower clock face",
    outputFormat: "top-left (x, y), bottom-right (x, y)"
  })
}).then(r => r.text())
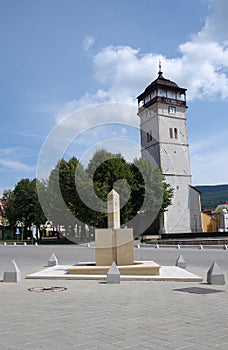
top-left (168, 106), bottom-right (176, 115)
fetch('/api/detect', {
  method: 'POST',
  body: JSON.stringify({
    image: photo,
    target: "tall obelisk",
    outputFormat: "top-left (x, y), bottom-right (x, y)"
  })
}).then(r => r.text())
top-left (107, 189), bottom-right (120, 229)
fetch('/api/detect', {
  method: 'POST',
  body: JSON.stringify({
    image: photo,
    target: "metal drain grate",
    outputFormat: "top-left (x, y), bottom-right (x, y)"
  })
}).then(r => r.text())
top-left (28, 286), bottom-right (67, 293)
top-left (174, 287), bottom-right (224, 294)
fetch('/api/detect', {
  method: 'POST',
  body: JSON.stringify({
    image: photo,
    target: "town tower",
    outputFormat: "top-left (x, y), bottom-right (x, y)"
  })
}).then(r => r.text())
top-left (137, 64), bottom-right (202, 234)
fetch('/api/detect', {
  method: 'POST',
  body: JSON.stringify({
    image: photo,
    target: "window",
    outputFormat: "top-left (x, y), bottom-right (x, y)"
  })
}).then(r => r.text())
top-left (174, 128), bottom-right (178, 139)
top-left (145, 94), bottom-right (150, 103)
top-left (147, 132), bottom-right (150, 142)
top-left (169, 128), bottom-right (173, 138)
top-left (147, 131), bottom-right (152, 142)
top-left (167, 91), bottom-right (176, 99)
top-left (158, 88), bottom-right (166, 97)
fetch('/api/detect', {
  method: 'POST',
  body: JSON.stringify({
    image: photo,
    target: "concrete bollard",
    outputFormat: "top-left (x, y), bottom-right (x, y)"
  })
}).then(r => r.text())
top-left (24, 242), bottom-right (27, 246)
top-left (4, 242), bottom-right (7, 246)
top-left (48, 253), bottom-right (58, 267)
top-left (223, 244), bottom-right (227, 250)
top-left (3, 260), bottom-right (21, 282)
top-left (207, 261), bottom-right (225, 285)
top-left (156, 244), bottom-right (159, 249)
top-left (35, 242), bottom-right (38, 246)
top-left (14, 242), bottom-right (16, 246)
top-left (176, 254), bottom-right (186, 269)
top-left (87, 243), bottom-right (91, 248)
top-left (106, 261), bottom-right (120, 284)
top-left (177, 244), bottom-right (181, 249)
top-left (199, 244), bottom-right (203, 250)
top-left (137, 244), bottom-right (140, 248)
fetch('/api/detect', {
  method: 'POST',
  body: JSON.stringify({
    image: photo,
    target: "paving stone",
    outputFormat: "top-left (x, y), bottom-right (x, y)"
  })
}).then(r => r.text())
top-left (0, 246), bottom-right (228, 349)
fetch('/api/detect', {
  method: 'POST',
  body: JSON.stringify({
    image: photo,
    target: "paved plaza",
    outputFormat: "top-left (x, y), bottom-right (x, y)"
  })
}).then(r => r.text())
top-left (0, 244), bottom-right (228, 349)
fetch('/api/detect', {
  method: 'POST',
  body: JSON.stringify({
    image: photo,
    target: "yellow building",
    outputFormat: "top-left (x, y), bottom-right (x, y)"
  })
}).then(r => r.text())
top-left (201, 212), bottom-right (220, 232)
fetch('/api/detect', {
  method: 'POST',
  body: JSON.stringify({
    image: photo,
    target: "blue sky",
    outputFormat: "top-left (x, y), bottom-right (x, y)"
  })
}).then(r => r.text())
top-left (1, 0), bottom-right (228, 195)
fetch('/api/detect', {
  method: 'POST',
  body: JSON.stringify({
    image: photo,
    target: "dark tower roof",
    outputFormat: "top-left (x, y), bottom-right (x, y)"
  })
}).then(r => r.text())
top-left (137, 66), bottom-right (187, 108)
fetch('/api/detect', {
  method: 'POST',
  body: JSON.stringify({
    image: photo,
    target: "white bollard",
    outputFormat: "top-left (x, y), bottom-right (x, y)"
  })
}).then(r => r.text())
top-left (3, 260), bottom-right (21, 282)
top-left (48, 253), bottom-right (58, 267)
top-left (207, 261), bottom-right (225, 285)
top-left (106, 262), bottom-right (120, 284)
top-left (176, 254), bottom-right (186, 269)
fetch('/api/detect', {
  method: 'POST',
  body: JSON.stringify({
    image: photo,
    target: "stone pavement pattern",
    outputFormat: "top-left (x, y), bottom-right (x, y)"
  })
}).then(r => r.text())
top-left (0, 245), bottom-right (228, 350)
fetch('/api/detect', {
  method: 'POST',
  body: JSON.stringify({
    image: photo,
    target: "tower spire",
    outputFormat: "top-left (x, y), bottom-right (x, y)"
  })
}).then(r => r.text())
top-left (158, 60), bottom-right (163, 78)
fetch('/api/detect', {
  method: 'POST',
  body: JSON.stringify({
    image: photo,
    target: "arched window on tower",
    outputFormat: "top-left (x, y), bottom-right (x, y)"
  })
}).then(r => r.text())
top-left (169, 128), bottom-right (173, 139)
top-left (147, 132), bottom-right (150, 142)
top-left (174, 128), bottom-right (178, 139)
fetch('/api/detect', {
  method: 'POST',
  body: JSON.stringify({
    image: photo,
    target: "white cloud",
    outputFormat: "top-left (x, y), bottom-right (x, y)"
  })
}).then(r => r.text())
top-left (38, 103), bottom-right (139, 180)
top-left (0, 147), bottom-right (20, 155)
top-left (0, 159), bottom-right (34, 172)
top-left (196, 0), bottom-right (228, 43)
top-left (89, 1), bottom-right (228, 102)
top-left (83, 35), bottom-right (95, 52)
top-left (50, 0), bottom-right (228, 185)
top-left (93, 45), bottom-right (161, 102)
top-left (56, 1), bottom-right (228, 122)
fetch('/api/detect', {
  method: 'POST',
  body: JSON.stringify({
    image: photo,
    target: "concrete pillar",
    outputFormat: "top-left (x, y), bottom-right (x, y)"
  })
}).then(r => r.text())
top-left (3, 260), bottom-right (21, 282)
top-left (207, 261), bottom-right (225, 285)
top-left (106, 262), bottom-right (120, 284)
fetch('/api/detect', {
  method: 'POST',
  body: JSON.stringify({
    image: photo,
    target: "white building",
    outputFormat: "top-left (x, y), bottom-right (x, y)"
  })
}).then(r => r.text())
top-left (219, 209), bottom-right (228, 232)
top-left (137, 66), bottom-right (202, 234)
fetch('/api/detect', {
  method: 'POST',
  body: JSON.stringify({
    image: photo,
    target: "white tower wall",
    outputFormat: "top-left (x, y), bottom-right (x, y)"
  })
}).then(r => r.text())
top-left (137, 69), bottom-right (202, 234)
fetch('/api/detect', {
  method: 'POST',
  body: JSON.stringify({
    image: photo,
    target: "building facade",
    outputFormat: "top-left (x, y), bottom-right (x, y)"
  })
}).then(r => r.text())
top-left (137, 66), bottom-right (202, 234)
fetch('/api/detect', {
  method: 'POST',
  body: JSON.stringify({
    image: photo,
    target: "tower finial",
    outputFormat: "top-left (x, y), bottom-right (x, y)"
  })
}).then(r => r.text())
top-left (158, 59), bottom-right (163, 78)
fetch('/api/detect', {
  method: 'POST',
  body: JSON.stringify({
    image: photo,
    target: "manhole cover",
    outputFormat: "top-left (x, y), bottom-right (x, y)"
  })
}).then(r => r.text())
top-left (28, 286), bottom-right (67, 293)
top-left (174, 287), bottom-right (224, 294)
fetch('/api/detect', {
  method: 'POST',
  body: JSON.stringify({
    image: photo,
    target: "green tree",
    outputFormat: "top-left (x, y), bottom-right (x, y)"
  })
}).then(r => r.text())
top-left (42, 150), bottom-right (174, 237)
top-left (132, 158), bottom-right (173, 214)
top-left (86, 150), bottom-right (173, 231)
top-left (2, 189), bottom-right (16, 227)
top-left (3, 179), bottom-right (46, 232)
top-left (45, 159), bottom-right (71, 228)
top-left (45, 157), bottom-right (95, 239)
top-left (87, 150), bottom-right (134, 227)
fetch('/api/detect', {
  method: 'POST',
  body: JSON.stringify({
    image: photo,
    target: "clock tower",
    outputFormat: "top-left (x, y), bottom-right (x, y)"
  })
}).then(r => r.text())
top-left (137, 65), bottom-right (202, 234)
